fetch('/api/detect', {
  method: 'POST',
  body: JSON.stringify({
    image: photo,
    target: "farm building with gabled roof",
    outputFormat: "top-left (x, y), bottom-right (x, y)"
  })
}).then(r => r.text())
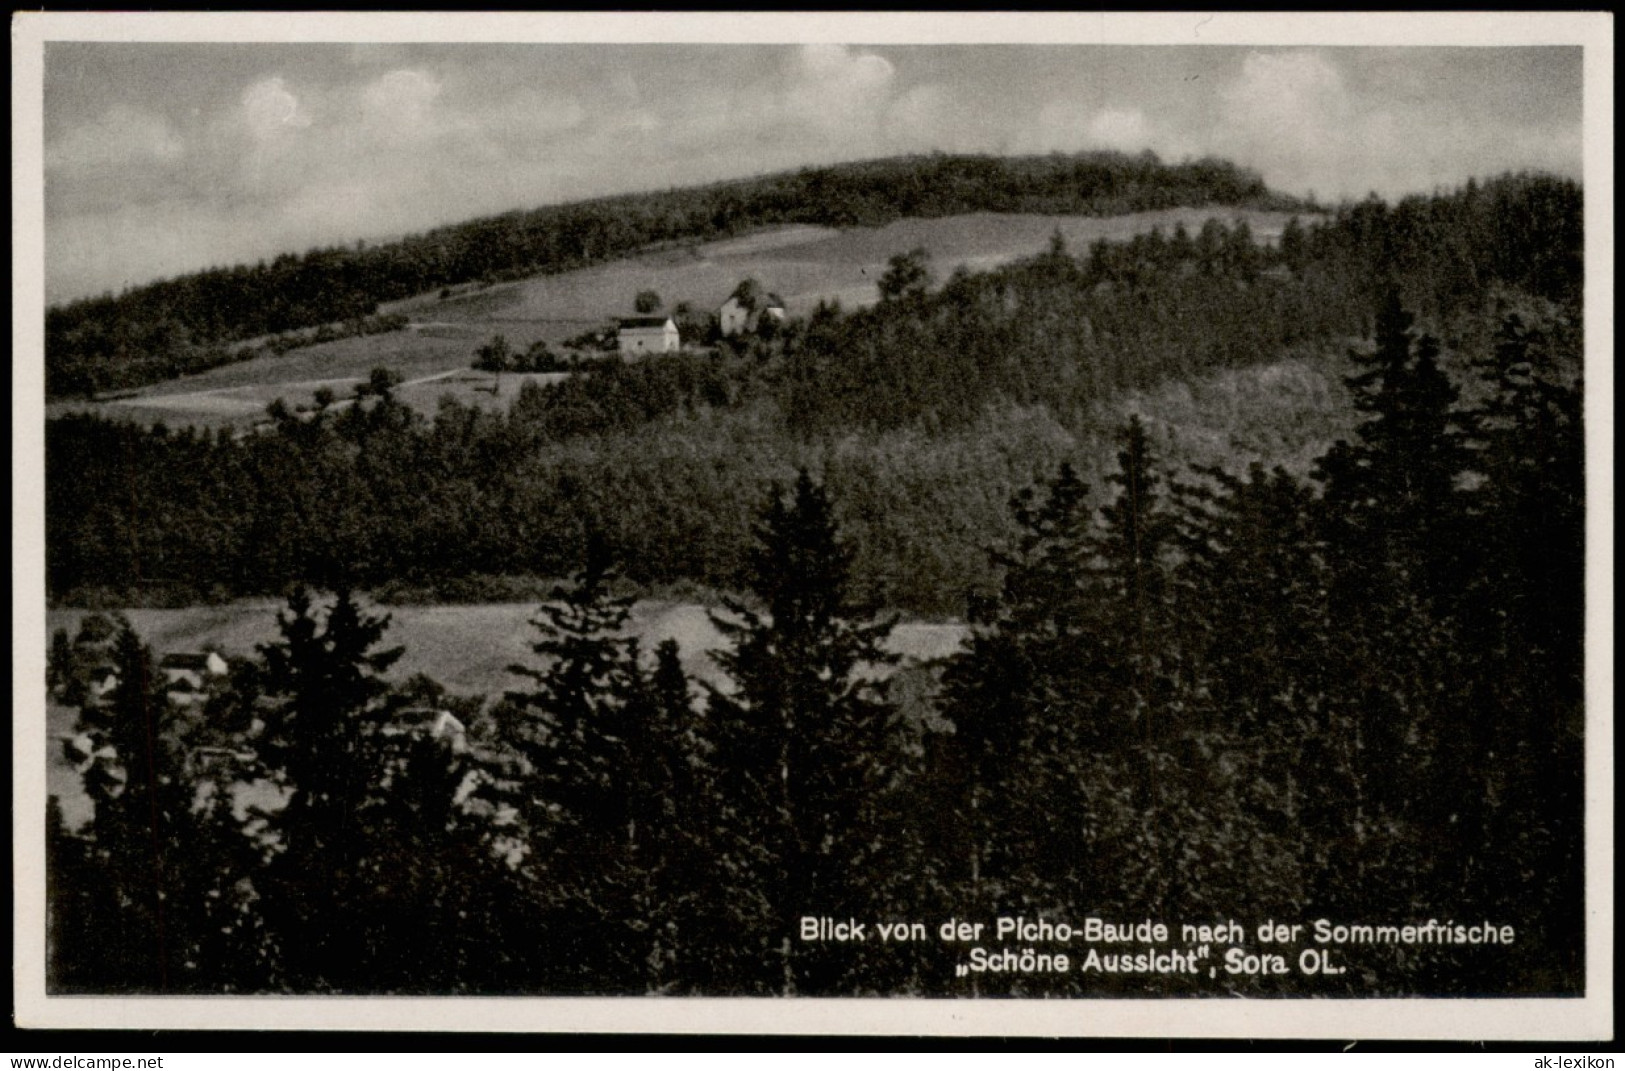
top-left (616, 316), bottom-right (680, 357)
top-left (159, 650), bottom-right (229, 702)
top-left (719, 284), bottom-right (787, 337)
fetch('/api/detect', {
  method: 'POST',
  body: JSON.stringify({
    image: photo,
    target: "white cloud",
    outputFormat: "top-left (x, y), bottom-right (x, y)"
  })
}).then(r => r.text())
top-left (45, 104), bottom-right (184, 172)
top-left (240, 76), bottom-right (311, 140)
top-left (49, 200), bottom-right (274, 298)
top-left (1017, 98), bottom-right (1090, 153)
top-left (796, 43), bottom-right (894, 95)
top-left (1203, 49), bottom-right (1576, 199)
top-left (1220, 50), bottom-right (1348, 149)
top-left (361, 69), bottom-right (442, 131)
top-left (978, 49), bottom-right (1577, 203)
top-left (1206, 50), bottom-right (1362, 195)
top-left (574, 44), bottom-right (909, 169)
top-left (883, 84), bottom-right (954, 149)
top-left (1008, 50), bottom-right (1579, 202)
top-left (1015, 98), bottom-right (1162, 156)
top-left (480, 88), bottom-right (588, 148)
top-left (785, 44), bottom-right (896, 138)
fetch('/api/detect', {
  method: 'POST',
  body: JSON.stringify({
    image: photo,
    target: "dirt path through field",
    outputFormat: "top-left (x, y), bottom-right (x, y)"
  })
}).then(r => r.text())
top-left (105, 366), bottom-right (471, 420)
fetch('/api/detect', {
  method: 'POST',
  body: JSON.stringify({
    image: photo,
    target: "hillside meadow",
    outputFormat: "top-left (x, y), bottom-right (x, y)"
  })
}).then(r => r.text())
top-left (44, 209), bottom-right (1297, 431)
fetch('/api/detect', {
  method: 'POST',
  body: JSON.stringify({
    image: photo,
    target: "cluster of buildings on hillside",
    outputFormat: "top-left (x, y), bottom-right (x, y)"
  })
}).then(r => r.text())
top-left (74, 650), bottom-right (231, 708)
top-left (614, 283), bottom-right (787, 356)
top-left (59, 648), bottom-right (471, 785)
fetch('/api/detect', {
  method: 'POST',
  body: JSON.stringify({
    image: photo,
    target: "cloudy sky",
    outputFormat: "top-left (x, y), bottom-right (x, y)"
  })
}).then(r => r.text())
top-left (41, 41), bottom-right (1582, 304)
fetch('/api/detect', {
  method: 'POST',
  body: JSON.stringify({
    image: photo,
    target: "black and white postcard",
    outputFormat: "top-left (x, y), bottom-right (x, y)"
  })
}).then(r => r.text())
top-left (11, 11), bottom-right (1613, 1040)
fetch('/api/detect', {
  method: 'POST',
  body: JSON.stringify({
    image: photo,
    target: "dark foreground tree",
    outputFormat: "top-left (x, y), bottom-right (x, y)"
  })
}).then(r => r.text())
top-left (937, 462), bottom-right (1094, 914)
top-left (499, 538), bottom-right (718, 993)
top-left (499, 536), bottom-right (650, 991)
top-left (618, 638), bottom-right (718, 992)
top-left (705, 470), bottom-right (903, 993)
top-left (252, 587), bottom-right (409, 991)
top-left (1312, 296), bottom-right (1478, 911)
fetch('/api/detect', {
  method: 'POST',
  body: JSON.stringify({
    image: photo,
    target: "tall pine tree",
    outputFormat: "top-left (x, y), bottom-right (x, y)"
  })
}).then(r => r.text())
top-left (253, 587), bottom-right (408, 991)
top-left (1312, 295), bottom-right (1475, 913)
top-left (705, 469), bottom-right (901, 994)
top-left (938, 462), bottom-right (1095, 917)
top-left (500, 535), bottom-right (647, 991)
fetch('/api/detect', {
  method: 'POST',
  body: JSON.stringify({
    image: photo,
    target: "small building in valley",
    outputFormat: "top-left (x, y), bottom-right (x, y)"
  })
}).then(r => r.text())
top-left (616, 316), bottom-right (680, 357)
top-left (160, 650), bottom-right (229, 703)
top-left (387, 707), bottom-right (470, 754)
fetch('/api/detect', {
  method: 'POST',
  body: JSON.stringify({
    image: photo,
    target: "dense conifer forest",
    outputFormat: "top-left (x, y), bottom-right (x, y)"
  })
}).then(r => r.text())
top-left (44, 167), bottom-right (1585, 996)
top-left (46, 172), bottom-right (1580, 614)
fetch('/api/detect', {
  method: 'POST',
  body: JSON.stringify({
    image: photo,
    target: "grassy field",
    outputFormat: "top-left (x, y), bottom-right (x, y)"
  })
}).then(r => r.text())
top-left (45, 599), bottom-right (969, 700)
top-left (39, 334), bottom-right (1352, 833)
top-left (45, 208), bottom-right (1300, 431)
top-left (390, 208), bottom-right (1295, 323)
top-left (42, 597), bottom-right (967, 828)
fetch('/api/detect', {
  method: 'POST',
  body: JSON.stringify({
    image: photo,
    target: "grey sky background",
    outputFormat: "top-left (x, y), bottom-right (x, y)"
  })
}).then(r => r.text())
top-left (43, 42), bottom-right (1582, 304)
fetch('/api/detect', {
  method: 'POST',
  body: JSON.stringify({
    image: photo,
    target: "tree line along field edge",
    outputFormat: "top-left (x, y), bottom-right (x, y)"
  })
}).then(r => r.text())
top-left (44, 150), bottom-right (1298, 400)
top-left (44, 288), bottom-right (1585, 994)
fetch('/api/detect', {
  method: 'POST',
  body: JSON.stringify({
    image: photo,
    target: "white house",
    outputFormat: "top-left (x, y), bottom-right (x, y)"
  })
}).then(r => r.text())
top-left (160, 650), bottom-right (229, 703)
top-left (616, 316), bottom-right (680, 357)
top-left (388, 707), bottom-right (470, 754)
top-left (719, 291), bottom-right (787, 337)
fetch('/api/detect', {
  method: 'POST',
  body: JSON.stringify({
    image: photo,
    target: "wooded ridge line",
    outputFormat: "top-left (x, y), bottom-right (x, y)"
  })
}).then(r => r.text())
top-left (45, 150), bottom-right (1291, 399)
top-left (45, 171), bottom-right (1582, 617)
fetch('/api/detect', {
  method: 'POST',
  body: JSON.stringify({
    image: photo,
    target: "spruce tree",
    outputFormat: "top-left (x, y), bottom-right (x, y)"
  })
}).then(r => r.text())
top-left (253, 587), bottom-right (406, 991)
top-left (619, 638), bottom-right (715, 992)
top-left (1091, 416), bottom-right (1180, 761)
top-left (54, 619), bottom-right (259, 991)
top-left (1455, 308), bottom-right (1584, 970)
top-left (1317, 293), bottom-right (1472, 610)
top-left (705, 469), bottom-right (900, 994)
top-left (938, 462), bottom-right (1094, 910)
top-left (1312, 295), bottom-right (1475, 911)
top-left (504, 535), bottom-right (639, 836)
top-left (1467, 309), bottom-right (1585, 704)
top-left (46, 795), bottom-right (92, 990)
top-left (335, 710), bottom-right (523, 994)
top-left (1170, 463), bottom-right (1336, 915)
top-left (66, 622), bottom-right (190, 989)
top-left (1081, 418), bottom-right (1199, 918)
top-left (500, 535), bottom-right (651, 991)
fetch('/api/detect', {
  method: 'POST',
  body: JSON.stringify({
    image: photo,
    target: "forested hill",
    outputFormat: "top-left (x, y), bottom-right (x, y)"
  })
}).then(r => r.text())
top-left (46, 151), bottom-right (1292, 398)
top-left (46, 171), bottom-right (1581, 614)
top-left (44, 166), bottom-right (1586, 998)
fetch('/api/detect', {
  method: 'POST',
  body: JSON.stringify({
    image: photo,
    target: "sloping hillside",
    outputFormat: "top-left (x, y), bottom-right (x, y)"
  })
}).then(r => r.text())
top-left (47, 207), bottom-right (1297, 430)
top-left (45, 150), bottom-right (1294, 398)
top-left (43, 173), bottom-right (1582, 616)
